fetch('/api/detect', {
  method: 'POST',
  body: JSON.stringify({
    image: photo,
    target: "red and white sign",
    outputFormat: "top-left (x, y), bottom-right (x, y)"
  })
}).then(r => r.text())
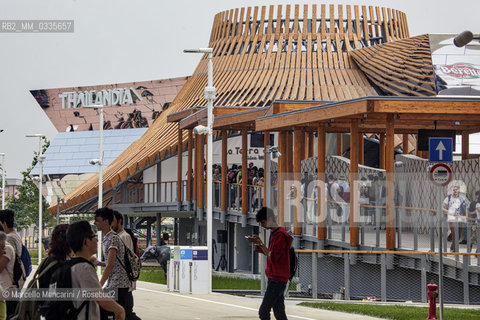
top-left (437, 63), bottom-right (480, 80)
top-left (429, 163), bottom-right (452, 186)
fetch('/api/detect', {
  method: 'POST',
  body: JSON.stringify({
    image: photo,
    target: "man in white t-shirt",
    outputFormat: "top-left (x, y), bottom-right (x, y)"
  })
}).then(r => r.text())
top-left (443, 186), bottom-right (467, 252)
top-left (0, 210), bottom-right (21, 259)
top-left (0, 230), bottom-right (16, 317)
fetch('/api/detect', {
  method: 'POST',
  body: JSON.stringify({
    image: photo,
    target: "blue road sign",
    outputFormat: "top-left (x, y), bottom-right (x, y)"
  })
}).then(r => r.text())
top-left (429, 137), bottom-right (453, 162)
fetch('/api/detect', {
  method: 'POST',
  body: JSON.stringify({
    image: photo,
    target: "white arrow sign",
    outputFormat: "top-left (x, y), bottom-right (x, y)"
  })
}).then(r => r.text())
top-left (436, 141), bottom-right (446, 160)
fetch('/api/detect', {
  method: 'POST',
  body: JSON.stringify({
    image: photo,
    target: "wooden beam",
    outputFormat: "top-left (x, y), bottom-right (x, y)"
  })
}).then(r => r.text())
top-left (242, 128), bottom-right (248, 215)
top-left (278, 131), bottom-right (287, 226)
top-left (373, 99), bottom-right (480, 114)
top-left (255, 100), bottom-right (370, 131)
top-left (350, 119), bottom-right (359, 248)
top-left (179, 109), bottom-right (208, 130)
top-left (264, 131), bottom-right (270, 205)
top-left (187, 130), bottom-right (193, 202)
top-left (167, 107), bottom-right (204, 123)
top-left (379, 133), bottom-right (385, 169)
top-left (213, 109), bottom-right (268, 129)
top-left (177, 128), bottom-right (183, 202)
top-left (308, 132), bottom-right (314, 158)
top-left (358, 132), bottom-right (364, 165)
top-left (286, 131), bottom-right (294, 179)
top-left (317, 124), bottom-right (326, 241)
top-left (198, 134), bottom-right (205, 211)
top-left (286, 131), bottom-right (294, 226)
top-left (271, 101), bottom-right (327, 114)
top-left (294, 128), bottom-right (303, 235)
top-left (193, 135), bottom-right (198, 203)
top-left (386, 114), bottom-right (395, 250)
top-left (337, 133), bottom-right (343, 156)
top-left (462, 132), bottom-right (469, 160)
top-left (221, 130), bottom-right (228, 212)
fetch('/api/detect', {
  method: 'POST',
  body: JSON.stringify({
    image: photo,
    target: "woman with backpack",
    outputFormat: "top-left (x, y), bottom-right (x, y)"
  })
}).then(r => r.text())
top-left (9, 224), bottom-right (72, 320)
top-left (37, 224), bottom-right (72, 288)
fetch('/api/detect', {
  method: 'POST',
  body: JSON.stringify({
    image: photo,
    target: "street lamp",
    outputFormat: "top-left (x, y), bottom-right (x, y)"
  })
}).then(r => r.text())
top-left (26, 134), bottom-right (45, 264)
top-left (0, 153), bottom-right (5, 210)
top-left (83, 104), bottom-right (104, 273)
top-left (184, 47), bottom-right (215, 294)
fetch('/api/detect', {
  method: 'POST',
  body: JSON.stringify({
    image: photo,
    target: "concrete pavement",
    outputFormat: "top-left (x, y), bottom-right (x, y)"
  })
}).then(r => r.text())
top-left (132, 281), bottom-right (381, 320)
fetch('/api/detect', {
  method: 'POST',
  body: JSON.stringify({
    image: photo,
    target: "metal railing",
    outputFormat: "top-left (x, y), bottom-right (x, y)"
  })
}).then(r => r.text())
top-left (291, 249), bottom-right (480, 305)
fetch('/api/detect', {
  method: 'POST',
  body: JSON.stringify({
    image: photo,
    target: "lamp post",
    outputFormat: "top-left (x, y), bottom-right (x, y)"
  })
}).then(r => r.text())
top-left (83, 104), bottom-right (104, 273)
top-left (184, 48), bottom-right (215, 294)
top-left (0, 153), bottom-right (5, 210)
top-left (26, 134), bottom-right (45, 264)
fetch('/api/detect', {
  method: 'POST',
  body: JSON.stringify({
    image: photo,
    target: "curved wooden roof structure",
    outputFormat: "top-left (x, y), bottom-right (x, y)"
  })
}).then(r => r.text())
top-left (51, 4), bottom-right (412, 214)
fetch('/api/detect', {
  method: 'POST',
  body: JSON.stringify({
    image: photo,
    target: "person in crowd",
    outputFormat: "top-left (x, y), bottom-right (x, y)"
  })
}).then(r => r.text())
top-left (95, 207), bottom-right (140, 320)
top-left (0, 230), bottom-right (14, 319)
top-left (112, 212), bottom-right (133, 253)
top-left (443, 185), bottom-right (467, 252)
top-left (67, 220), bottom-right (125, 320)
top-left (112, 211), bottom-right (141, 320)
top-left (37, 224), bottom-right (72, 289)
top-left (247, 207), bottom-right (292, 320)
top-left (0, 210), bottom-right (22, 316)
top-left (467, 190), bottom-right (480, 250)
top-left (0, 210), bottom-right (22, 266)
top-left (213, 167), bottom-right (221, 181)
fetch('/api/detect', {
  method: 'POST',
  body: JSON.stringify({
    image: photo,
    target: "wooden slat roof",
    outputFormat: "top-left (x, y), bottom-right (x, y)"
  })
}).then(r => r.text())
top-left (50, 4), bottom-right (410, 214)
top-left (350, 34), bottom-right (437, 96)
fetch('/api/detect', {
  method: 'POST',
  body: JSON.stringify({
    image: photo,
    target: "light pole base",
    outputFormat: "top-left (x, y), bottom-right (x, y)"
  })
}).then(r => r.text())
top-left (241, 215), bottom-right (247, 228)
top-left (220, 211), bottom-right (226, 224)
top-left (197, 208), bottom-right (204, 221)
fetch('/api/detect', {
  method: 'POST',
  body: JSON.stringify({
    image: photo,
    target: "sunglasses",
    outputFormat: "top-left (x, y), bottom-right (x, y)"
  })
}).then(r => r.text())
top-left (87, 234), bottom-right (97, 240)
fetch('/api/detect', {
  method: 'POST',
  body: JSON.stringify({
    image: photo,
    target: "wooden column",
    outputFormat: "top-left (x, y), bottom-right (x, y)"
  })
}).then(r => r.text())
top-left (386, 114), bottom-right (395, 250)
top-left (462, 132), bottom-right (469, 160)
top-left (350, 120), bottom-right (359, 248)
top-left (286, 131), bottom-right (294, 226)
top-left (177, 128), bottom-right (183, 203)
top-left (293, 128), bottom-right (304, 235)
top-left (337, 133), bottom-right (343, 156)
top-left (402, 134), bottom-right (409, 154)
top-left (193, 134), bottom-right (197, 203)
top-left (286, 131), bottom-right (294, 177)
top-left (308, 132), bottom-right (314, 158)
top-left (379, 133), bottom-right (385, 169)
top-left (197, 134), bottom-right (205, 211)
top-left (221, 130), bottom-right (228, 213)
top-left (358, 132), bottom-right (364, 165)
top-left (187, 130), bottom-right (193, 202)
top-left (242, 128), bottom-right (248, 215)
top-left (278, 131), bottom-right (287, 226)
top-left (317, 124), bottom-right (326, 241)
top-left (264, 131), bottom-right (270, 205)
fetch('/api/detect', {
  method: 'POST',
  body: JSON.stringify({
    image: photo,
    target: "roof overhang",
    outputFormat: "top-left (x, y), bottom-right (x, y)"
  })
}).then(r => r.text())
top-left (255, 96), bottom-right (480, 134)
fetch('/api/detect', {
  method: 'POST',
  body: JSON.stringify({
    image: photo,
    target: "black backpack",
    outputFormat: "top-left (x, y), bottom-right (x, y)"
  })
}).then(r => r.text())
top-left (12, 254), bottom-right (26, 289)
top-left (39, 258), bottom-right (93, 320)
top-left (117, 237), bottom-right (141, 282)
top-left (289, 246), bottom-right (298, 281)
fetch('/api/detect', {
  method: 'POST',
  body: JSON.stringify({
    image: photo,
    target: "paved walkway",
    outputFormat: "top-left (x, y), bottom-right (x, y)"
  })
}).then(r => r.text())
top-left (132, 281), bottom-right (381, 320)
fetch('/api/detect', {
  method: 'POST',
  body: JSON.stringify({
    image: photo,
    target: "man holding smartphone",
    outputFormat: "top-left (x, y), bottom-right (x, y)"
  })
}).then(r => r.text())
top-left (247, 207), bottom-right (292, 320)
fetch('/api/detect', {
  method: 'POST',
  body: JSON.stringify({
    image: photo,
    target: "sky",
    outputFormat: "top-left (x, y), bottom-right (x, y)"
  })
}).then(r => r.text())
top-left (0, 0), bottom-right (478, 179)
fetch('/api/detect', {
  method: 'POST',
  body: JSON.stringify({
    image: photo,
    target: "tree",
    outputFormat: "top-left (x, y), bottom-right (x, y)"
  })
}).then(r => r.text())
top-left (6, 137), bottom-right (55, 229)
